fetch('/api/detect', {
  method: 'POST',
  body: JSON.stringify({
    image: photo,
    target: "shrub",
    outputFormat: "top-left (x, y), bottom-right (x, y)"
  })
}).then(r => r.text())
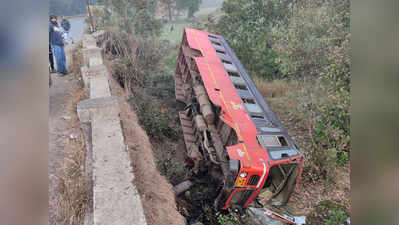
top-left (129, 88), bottom-right (178, 140)
top-left (307, 200), bottom-right (349, 225)
top-left (216, 213), bottom-right (238, 225)
top-left (271, 0), bottom-right (350, 80)
top-left (215, 0), bottom-right (291, 79)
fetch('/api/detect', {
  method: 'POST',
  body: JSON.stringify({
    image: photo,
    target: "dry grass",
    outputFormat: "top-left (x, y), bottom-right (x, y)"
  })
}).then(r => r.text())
top-left (55, 87), bottom-right (88, 225)
top-left (56, 138), bottom-right (87, 225)
top-left (54, 44), bottom-right (88, 225)
top-left (253, 77), bottom-right (291, 98)
top-left (54, 86), bottom-right (88, 225)
top-left (71, 42), bottom-right (84, 75)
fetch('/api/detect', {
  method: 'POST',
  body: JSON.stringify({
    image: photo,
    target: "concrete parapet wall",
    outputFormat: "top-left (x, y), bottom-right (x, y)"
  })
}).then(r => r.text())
top-left (82, 47), bottom-right (102, 68)
top-left (89, 57), bottom-right (103, 67)
top-left (78, 34), bottom-right (147, 225)
top-left (83, 34), bottom-right (98, 48)
top-left (90, 75), bottom-right (111, 99)
top-left (77, 96), bottom-right (118, 123)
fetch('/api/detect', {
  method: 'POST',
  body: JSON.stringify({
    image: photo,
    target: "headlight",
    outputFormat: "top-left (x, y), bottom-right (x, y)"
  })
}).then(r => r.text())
top-left (239, 172), bottom-right (248, 178)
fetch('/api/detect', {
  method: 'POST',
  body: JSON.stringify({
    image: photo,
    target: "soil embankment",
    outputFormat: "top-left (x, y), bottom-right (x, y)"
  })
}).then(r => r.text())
top-left (107, 62), bottom-right (186, 225)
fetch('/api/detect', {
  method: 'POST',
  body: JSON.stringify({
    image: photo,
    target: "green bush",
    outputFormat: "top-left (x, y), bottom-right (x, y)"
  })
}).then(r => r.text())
top-left (307, 200), bottom-right (349, 225)
top-left (216, 213), bottom-right (238, 225)
top-left (130, 88), bottom-right (178, 140)
top-left (325, 208), bottom-right (348, 225)
top-left (282, 78), bottom-right (350, 181)
top-left (215, 0), bottom-right (291, 79)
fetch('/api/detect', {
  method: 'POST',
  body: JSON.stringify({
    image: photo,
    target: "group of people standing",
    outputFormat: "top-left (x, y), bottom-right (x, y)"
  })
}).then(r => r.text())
top-left (49, 15), bottom-right (73, 76)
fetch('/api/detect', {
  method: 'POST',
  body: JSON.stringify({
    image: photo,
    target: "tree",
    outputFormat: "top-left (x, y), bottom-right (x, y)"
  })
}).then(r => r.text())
top-left (176, 0), bottom-right (201, 18)
top-left (215, 0), bottom-right (293, 79)
top-left (147, 0), bottom-right (158, 16)
top-left (49, 0), bottom-right (86, 16)
top-left (86, 0), bottom-right (96, 32)
top-left (159, 0), bottom-right (176, 21)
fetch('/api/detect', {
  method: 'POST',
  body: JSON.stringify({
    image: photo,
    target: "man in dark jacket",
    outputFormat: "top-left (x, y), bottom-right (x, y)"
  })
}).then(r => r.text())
top-left (49, 44), bottom-right (55, 73)
top-left (49, 15), bottom-right (67, 75)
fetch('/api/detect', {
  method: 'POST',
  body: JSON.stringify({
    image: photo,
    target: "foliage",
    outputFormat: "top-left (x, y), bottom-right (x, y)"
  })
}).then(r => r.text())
top-left (280, 0), bottom-right (351, 180)
top-left (271, 0), bottom-right (350, 79)
top-left (158, 153), bottom-right (185, 181)
top-left (96, 0), bottom-right (162, 35)
top-left (108, 33), bottom-right (166, 91)
top-left (147, 0), bottom-right (158, 16)
top-left (306, 200), bottom-right (349, 225)
top-left (159, 0), bottom-right (176, 21)
top-left (125, 42), bottom-right (180, 141)
top-left (134, 10), bottom-right (163, 38)
top-left (92, 0), bottom-right (164, 92)
top-left (191, 14), bottom-right (217, 33)
top-left (90, 6), bottom-right (113, 31)
top-left (50, 0), bottom-right (86, 16)
top-left (325, 209), bottom-right (348, 225)
top-left (273, 77), bottom-right (350, 181)
top-left (130, 87), bottom-right (178, 139)
top-left (216, 0), bottom-right (294, 79)
top-left (216, 213), bottom-right (238, 225)
top-left (176, 0), bottom-right (202, 18)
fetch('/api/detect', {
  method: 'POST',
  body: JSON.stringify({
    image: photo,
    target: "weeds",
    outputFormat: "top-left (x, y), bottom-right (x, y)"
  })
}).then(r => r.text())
top-left (217, 213), bottom-right (238, 225)
top-left (307, 200), bottom-right (349, 225)
top-left (55, 110), bottom-right (87, 225)
top-left (56, 146), bottom-right (87, 225)
top-left (253, 77), bottom-right (289, 98)
top-left (128, 71), bottom-right (181, 140)
top-left (55, 44), bottom-right (88, 225)
top-left (129, 90), bottom-right (174, 139)
top-left (71, 43), bottom-right (83, 75)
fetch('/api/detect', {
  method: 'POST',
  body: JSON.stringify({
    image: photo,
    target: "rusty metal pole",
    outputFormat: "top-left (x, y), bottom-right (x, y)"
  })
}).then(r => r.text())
top-left (86, 0), bottom-right (96, 32)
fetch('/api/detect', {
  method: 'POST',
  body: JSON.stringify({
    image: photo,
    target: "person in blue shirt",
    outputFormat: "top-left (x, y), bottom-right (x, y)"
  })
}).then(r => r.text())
top-left (61, 16), bottom-right (73, 44)
top-left (49, 15), bottom-right (67, 75)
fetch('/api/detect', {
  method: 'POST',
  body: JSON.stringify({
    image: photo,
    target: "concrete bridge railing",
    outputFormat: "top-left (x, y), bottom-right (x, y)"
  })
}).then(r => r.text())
top-left (77, 34), bottom-right (147, 225)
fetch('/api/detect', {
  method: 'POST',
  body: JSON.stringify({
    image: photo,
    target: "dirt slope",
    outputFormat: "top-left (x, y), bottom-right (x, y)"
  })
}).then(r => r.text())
top-left (108, 68), bottom-right (187, 225)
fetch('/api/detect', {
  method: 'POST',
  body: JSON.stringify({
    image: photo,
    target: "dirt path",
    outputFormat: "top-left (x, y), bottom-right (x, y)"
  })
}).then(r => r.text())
top-left (49, 51), bottom-right (86, 224)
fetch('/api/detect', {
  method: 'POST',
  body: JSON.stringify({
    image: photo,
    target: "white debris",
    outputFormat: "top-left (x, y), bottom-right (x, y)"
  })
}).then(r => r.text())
top-left (62, 115), bottom-right (71, 120)
top-left (293, 216), bottom-right (307, 225)
top-left (191, 222), bottom-right (203, 225)
top-left (247, 207), bottom-right (307, 225)
top-left (69, 133), bottom-right (79, 139)
top-left (247, 208), bottom-right (285, 225)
